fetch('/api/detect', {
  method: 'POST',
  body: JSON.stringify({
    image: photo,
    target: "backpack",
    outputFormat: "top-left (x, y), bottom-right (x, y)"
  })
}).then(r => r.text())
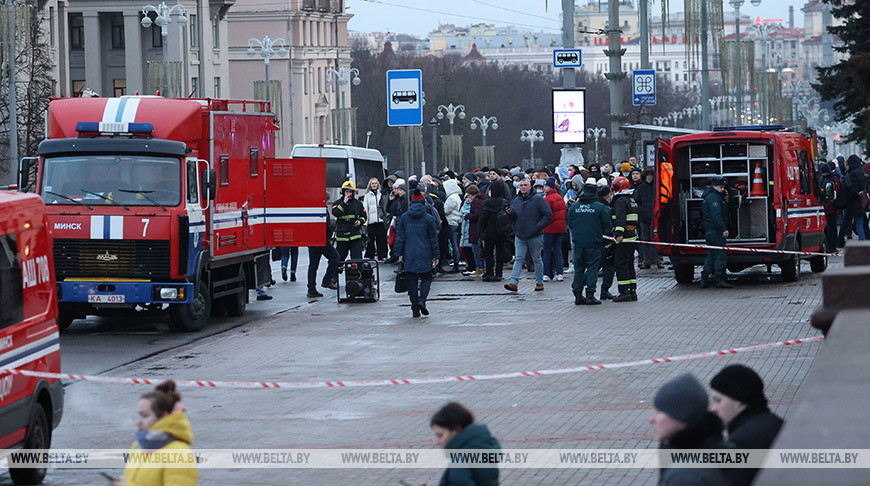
top-left (821, 180), bottom-right (836, 203)
top-left (496, 202), bottom-right (513, 235)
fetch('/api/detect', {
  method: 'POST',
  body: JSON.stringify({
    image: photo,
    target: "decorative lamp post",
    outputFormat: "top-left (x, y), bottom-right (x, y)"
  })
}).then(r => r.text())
top-left (247, 36), bottom-right (287, 105)
top-left (653, 116), bottom-right (668, 126)
top-left (520, 129), bottom-right (544, 167)
top-left (586, 127), bottom-right (607, 165)
top-left (428, 117), bottom-right (439, 168)
top-left (141, 2), bottom-right (188, 96)
top-left (470, 115), bottom-right (498, 147)
top-left (326, 66), bottom-right (361, 145)
top-left (436, 103), bottom-right (466, 136)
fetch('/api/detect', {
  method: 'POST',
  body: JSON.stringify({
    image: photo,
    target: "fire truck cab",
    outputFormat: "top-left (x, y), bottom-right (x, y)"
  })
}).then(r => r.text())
top-left (0, 191), bottom-right (63, 485)
top-left (654, 126), bottom-right (828, 283)
top-left (26, 96), bottom-right (326, 332)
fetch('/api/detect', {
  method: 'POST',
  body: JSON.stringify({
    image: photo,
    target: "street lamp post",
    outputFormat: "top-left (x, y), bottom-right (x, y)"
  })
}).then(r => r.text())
top-left (520, 129), bottom-right (544, 168)
top-left (141, 2), bottom-right (188, 97)
top-left (653, 117), bottom-right (668, 127)
top-left (470, 115), bottom-right (498, 147)
top-left (326, 66), bottom-right (361, 145)
top-left (586, 127), bottom-right (607, 165)
top-left (428, 117), bottom-right (439, 169)
top-left (436, 103), bottom-right (466, 136)
top-left (247, 36), bottom-right (287, 106)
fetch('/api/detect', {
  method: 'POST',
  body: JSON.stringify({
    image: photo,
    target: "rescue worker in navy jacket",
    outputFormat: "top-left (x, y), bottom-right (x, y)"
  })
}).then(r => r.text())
top-left (710, 364), bottom-right (784, 486)
top-left (610, 176), bottom-right (639, 302)
top-left (701, 176), bottom-right (733, 289)
top-left (331, 181), bottom-right (367, 261)
top-left (567, 182), bottom-right (612, 306)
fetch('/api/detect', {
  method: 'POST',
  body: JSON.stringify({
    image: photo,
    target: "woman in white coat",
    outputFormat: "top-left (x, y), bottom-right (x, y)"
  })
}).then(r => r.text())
top-left (363, 178), bottom-right (389, 261)
top-left (443, 178), bottom-right (463, 273)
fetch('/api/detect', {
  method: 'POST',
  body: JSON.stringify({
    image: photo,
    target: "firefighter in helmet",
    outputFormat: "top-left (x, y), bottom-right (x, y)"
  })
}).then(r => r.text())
top-left (611, 176), bottom-right (639, 302)
top-left (331, 181), bottom-right (367, 260)
top-left (700, 176), bottom-right (733, 289)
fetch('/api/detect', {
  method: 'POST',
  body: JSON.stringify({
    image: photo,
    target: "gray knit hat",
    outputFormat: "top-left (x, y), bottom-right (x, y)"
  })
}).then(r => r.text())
top-left (653, 373), bottom-right (708, 425)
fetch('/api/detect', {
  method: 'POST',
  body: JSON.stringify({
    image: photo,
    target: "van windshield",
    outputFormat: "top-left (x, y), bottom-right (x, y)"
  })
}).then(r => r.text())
top-left (326, 158), bottom-right (349, 187)
top-left (41, 155), bottom-right (182, 207)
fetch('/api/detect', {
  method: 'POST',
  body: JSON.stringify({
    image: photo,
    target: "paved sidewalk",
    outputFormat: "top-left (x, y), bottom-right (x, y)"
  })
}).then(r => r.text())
top-left (31, 260), bottom-right (828, 485)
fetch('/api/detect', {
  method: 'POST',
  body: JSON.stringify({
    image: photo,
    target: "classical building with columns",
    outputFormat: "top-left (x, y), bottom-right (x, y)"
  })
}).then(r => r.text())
top-left (61, 0), bottom-right (233, 98)
top-left (226, 0), bottom-right (352, 155)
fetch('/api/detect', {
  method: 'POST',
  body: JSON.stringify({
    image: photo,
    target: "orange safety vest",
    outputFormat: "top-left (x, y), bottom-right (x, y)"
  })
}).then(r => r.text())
top-left (659, 162), bottom-right (674, 204)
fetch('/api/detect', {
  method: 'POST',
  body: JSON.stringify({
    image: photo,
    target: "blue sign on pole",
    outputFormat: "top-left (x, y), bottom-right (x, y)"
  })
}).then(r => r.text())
top-left (552, 49), bottom-right (582, 68)
top-left (632, 69), bottom-right (656, 106)
top-left (386, 69), bottom-right (423, 127)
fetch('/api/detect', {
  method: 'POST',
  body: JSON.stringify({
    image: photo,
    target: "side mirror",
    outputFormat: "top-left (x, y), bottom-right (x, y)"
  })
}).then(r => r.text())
top-left (201, 168), bottom-right (217, 201)
top-left (18, 157), bottom-right (37, 192)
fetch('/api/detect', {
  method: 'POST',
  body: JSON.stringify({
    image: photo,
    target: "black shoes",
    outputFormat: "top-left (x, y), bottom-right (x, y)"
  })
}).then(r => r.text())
top-left (419, 303), bottom-right (429, 316)
top-left (482, 274), bottom-right (494, 282)
top-left (700, 273), bottom-right (710, 289)
top-left (631, 290), bottom-right (638, 301)
top-left (600, 290), bottom-right (615, 300)
top-left (715, 276), bottom-right (734, 289)
top-left (256, 294), bottom-right (273, 301)
top-left (412, 305), bottom-right (421, 318)
top-left (307, 289), bottom-right (323, 298)
top-left (574, 290), bottom-right (587, 305)
top-left (612, 293), bottom-right (632, 302)
top-left (585, 289), bottom-right (602, 305)
top-left (291, 272), bottom-right (296, 282)
top-left (322, 281), bottom-right (338, 290)
top-left (282, 268), bottom-right (288, 281)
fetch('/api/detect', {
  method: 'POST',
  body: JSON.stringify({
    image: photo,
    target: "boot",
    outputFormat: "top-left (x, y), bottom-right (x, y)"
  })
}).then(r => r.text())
top-left (630, 284), bottom-right (638, 301)
top-left (715, 275), bottom-right (734, 289)
top-left (412, 304), bottom-right (421, 318)
top-left (574, 290), bottom-right (587, 306)
top-left (601, 289), bottom-right (615, 300)
top-left (612, 292), bottom-right (633, 302)
top-left (700, 272), bottom-right (710, 289)
top-left (585, 289), bottom-right (601, 305)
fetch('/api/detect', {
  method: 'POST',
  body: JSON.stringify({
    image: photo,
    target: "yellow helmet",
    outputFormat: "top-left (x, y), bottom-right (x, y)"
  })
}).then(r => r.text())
top-left (341, 181), bottom-right (357, 191)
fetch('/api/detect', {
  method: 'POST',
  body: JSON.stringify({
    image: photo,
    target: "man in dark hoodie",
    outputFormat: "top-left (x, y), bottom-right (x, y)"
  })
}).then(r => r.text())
top-left (841, 154), bottom-right (868, 240)
top-left (711, 364), bottom-right (784, 486)
top-left (567, 183), bottom-right (612, 305)
top-left (431, 402), bottom-right (500, 486)
top-left (701, 176), bottom-right (733, 289)
top-left (504, 179), bottom-right (552, 292)
top-left (478, 180), bottom-right (509, 282)
top-left (651, 374), bottom-right (727, 486)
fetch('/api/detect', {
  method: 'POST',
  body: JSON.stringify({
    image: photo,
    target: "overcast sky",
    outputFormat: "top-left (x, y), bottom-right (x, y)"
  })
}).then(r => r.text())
top-left (347, 0), bottom-right (809, 36)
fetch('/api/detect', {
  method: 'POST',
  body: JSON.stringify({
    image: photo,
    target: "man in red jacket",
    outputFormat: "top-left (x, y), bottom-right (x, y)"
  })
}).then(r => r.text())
top-left (541, 177), bottom-right (567, 281)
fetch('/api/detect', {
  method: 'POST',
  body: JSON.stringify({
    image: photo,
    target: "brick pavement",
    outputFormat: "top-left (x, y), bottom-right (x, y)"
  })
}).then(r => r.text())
top-left (38, 260), bottom-right (829, 486)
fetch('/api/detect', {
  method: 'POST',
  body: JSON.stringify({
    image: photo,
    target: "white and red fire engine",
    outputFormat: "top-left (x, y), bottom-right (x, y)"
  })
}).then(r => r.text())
top-left (0, 191), bottom-right (63, 485)
top-left (26, 96), bottom-right (326, 331)
top-left (654, 125), bottom-right (828, 283)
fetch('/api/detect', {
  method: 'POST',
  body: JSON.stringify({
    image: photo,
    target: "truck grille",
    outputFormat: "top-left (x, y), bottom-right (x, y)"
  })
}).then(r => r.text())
top-left (53, 239), bottom-right (171, 280)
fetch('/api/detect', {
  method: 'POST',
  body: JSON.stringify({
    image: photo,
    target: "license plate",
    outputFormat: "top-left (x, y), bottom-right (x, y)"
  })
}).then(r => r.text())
top-left (87, 294), bottom-right (125, 303)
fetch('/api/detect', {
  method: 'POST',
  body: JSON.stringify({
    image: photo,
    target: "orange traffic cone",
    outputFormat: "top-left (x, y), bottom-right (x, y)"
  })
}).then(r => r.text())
top-left (750, 162), bottom-right (766, 197)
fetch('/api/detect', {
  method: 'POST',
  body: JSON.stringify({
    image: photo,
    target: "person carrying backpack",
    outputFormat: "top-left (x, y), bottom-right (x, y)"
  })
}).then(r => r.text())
top-left (479, 180), bottom-right (510, 282)
top-left (818, 162), bottom-right (840, 253)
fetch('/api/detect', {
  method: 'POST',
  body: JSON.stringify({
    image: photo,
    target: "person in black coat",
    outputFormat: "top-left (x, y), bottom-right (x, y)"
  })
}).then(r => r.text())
top-left (478, 180), bottom-right (509, 282)
top-left (711, 364), bottom-right (784, 486)
top-left (634, 169), bottom-right (662, 269)
top-left (841, 155), bottom-right (868, 240)
top-left (651, 374), bottom-right (727, 486)
top-left (395, 190), bottom-right (439, 318)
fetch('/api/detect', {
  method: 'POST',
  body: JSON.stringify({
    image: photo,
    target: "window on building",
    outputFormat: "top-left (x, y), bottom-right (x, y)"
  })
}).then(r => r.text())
top-left (113, 79), bottom-right (126, 97)
top-left (250, 147), bottom-right (259, 177)
top-left (303, 68), bottom-right (307, 94)
top-left (190, 14), bottom-right (197, 47)
top-left (212, 18), bottom-right (219, 48)
top-left (0, 234), bottom-right (24, 328)
top-left (317, 67), bottom-right (322, 94)
top-left (70, 14), bottom-right (84, 49)
top-left (316, 21), bottom-right (321, 46)
top-left (213, 77), bottom-right (221, 98)
top-left (111, 14), bottom-right (125, 48)
top-left (191, 77), bottom-right (198, 96)
top-left (72, 80), bottom-right (86, 96)
top-left (152, 24), bottom-right (163, 48)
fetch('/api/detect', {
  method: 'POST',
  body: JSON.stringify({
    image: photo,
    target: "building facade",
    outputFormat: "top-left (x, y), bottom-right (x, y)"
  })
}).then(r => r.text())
top-left (226, 0), bottom-right (352, 156)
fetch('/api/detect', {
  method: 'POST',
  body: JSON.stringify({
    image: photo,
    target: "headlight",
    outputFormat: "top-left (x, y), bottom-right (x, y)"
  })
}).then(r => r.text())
top-left (159, 288), bottom-right (179, 300)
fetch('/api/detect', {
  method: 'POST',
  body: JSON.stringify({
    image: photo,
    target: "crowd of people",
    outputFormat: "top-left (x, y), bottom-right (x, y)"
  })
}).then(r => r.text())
top-left (117, 362), bottom-right (781, 486)
top-left (817, 154), bottom-right (870, 249)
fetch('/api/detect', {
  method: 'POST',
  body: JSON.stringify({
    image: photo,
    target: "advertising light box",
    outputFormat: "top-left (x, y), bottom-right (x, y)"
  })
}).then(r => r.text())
top-left (552, 89), bottom-right (586, 144)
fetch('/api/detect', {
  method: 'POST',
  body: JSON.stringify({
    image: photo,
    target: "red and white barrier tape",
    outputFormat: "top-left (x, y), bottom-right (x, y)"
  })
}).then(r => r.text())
top-left (603, 236), bottom-right (838, 258)
top-left (0, 336), bottom-right (823, 390)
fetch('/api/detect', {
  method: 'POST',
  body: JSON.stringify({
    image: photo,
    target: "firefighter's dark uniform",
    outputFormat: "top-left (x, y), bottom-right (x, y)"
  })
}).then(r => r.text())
top-left (612, 189), bottom-right (639, 301)
top-left (331, 196), bottom-right (367, 260)
top-left (702, 186), bottom-right (729, 283)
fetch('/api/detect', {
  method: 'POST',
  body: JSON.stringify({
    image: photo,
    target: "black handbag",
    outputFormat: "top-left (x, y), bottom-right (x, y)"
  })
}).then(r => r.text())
top-left (394, 262), bottom-right (408, 293)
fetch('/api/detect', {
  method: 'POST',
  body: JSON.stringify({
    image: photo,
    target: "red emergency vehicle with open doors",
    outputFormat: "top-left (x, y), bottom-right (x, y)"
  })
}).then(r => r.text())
top-left (654, 126), bottom-right (828, 283)
top-left (0, 191), bottom-right (63, 485)
top-left (24, 96), bottom-right (326, 332)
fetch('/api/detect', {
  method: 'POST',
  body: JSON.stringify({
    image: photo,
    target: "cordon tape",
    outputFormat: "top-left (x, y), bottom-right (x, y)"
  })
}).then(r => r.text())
top-left (603, 236), bottom-right (838, 258)
top-left (0, 336), bottom-right (823, 390)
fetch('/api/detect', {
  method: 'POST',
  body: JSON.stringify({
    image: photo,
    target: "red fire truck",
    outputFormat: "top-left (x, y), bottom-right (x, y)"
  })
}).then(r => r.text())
top-left (654, 126), bottom-right (828, 283)
top-left (0, 191), bottom-right (63, 485)
top-left (23, 96), bottom-right (326, 331)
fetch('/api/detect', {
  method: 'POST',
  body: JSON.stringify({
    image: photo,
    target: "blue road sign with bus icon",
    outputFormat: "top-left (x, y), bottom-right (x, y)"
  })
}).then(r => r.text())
top-left (553, 49), bottom-right (582, 68)
top-left (386, 70), bottom-right (423, 127)
top-left (632, 69), bottom-right (656, 106)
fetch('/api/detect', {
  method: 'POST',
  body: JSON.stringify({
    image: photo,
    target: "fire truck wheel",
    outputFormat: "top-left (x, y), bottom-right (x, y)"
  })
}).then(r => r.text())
top-left (780, 244), bottom-right (801, 283)
top-left (673, 263), bottom-right (695, 284)
top-left (169, 282), bottom-right (210, 332)
top-left (57, 312), bottom-right (74, 331)
top-left (9, 403), bottom-right (50, 485)
top-left (224, 267), bottom-right (247, 318)
top-left (809, 238), bottom-right (828, 273)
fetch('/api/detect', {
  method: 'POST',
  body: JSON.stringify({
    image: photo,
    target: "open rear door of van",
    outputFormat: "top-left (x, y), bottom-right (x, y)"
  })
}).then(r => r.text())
top-left (264, 158), bottom-right (327, 247)
top-left (653, 138), bottom-right (674, 255)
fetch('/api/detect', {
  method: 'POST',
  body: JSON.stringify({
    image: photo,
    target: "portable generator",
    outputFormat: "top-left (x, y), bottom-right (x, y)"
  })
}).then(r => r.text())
top-left (337, 259), bottom-right (379, 303)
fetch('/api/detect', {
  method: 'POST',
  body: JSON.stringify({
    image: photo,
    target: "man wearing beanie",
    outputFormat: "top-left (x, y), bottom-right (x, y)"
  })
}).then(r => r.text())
top-left (566, 182), bottom-right (611, 305)
top-left (711, 364), bottom-right (783, 486)
top-left (651, 373), bottom-right (726, 486)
